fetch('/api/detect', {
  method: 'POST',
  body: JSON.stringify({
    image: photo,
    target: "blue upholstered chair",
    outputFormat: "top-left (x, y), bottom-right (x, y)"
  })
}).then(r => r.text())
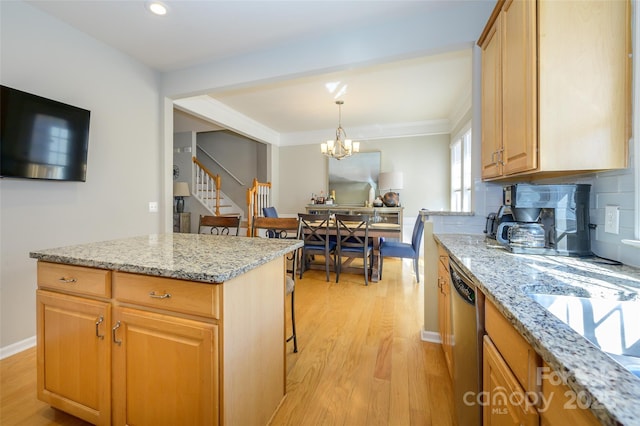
top-left (263, 206), bottom-right (279, 218)
top-left (262, 207), bottom-right (279, 237)
top-left (379, 215), bottom-right (425, 283)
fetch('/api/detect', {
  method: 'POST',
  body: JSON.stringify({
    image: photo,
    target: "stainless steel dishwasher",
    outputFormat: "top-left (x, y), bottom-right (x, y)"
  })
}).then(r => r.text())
top-left (449, 257), bottom-right (485, 426)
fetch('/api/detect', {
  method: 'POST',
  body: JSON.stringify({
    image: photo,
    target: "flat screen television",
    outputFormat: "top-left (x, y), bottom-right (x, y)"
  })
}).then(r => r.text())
top-left (1, 85), bottom-right (91, 182)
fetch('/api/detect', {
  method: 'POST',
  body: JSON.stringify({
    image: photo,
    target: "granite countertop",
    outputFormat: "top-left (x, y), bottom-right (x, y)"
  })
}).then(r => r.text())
top-left (30, 233), bottom-right (303, 283)
top-left (420, 209), bottom-right (475, 217)
top-left (305, 204), bottom-right (404, 209)
top-left (435, 233), bottom-right (640, 426)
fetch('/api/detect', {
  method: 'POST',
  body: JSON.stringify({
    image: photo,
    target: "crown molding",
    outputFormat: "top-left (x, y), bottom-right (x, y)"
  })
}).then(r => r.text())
top-left (279, 119), bottom-right (451, 146)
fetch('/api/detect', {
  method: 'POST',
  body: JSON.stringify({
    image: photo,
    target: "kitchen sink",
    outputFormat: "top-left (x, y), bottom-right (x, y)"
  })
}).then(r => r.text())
top-left (528, 293), bottom-right (640, 378)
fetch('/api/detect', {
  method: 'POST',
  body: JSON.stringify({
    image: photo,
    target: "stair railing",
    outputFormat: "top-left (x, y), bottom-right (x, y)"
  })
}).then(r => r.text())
top-left (197, 145), bottom-right (245, 187)
top-left (246, 178), bottom-right (272, 236)
top-left (192, 157), bottom-right (221, 216)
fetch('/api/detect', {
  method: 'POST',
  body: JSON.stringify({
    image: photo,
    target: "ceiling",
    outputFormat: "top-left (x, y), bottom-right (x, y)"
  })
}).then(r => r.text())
top-left (26, 0), bottom-right (486, 139)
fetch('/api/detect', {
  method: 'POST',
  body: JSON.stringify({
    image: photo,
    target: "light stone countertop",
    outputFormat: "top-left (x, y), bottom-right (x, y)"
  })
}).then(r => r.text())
top-left (435, 233), bottom-right (640, 426)
top-left (419, 209), bottom-right (475, 217)
top-left (30, 233), bottom-right (303, 283)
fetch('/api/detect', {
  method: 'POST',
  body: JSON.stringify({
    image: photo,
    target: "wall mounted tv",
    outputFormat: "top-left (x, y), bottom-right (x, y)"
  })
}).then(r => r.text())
top-left (1, 85), bottom-right (91, 182)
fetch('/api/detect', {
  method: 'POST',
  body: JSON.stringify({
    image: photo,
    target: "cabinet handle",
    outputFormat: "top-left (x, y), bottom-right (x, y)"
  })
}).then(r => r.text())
top-left (95, 316), bottom-right (105, 340)
top-left (497, 148), bottom-right (504, 166)
top-left (112, 321), bottom-right (122, 346)
top-left (58, 277), bottom-right (77, 284)
top-left (149, 291), bottom-right (171, 299)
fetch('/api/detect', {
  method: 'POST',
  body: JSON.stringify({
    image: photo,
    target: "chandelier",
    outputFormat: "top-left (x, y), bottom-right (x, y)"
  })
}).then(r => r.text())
top-left (321, 100), bottom-right (360, 160)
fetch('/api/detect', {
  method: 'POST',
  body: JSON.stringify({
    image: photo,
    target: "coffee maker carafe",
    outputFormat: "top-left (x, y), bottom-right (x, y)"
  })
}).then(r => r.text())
top-left (496, 184), bottom-right (592, 256)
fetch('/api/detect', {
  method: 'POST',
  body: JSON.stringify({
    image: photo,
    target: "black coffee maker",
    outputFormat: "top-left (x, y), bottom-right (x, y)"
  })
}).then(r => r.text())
top-left (496, 184), bottom-right (592, 256)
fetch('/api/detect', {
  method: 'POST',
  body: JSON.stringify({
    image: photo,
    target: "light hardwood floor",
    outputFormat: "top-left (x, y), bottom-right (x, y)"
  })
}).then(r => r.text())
top-left (0, 257), bottom-right (454, 425)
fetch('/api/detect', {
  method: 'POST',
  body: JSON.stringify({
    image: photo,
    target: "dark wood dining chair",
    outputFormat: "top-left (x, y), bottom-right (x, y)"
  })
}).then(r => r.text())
top-left (252, 216), bottom-right (299, 352)
top-left (297, 213), bottom-right (336, 282)
top-left (335, 214), bottom-right (373, 286)
top-left (198, 215), bottom-right (241, 236)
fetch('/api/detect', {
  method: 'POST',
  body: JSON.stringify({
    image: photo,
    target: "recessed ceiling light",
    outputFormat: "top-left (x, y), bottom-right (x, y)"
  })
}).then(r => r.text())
top-left (147, 1), bottom-right (168, 16)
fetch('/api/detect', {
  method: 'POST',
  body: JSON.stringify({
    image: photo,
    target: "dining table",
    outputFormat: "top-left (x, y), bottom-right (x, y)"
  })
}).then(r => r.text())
top-left (302, 219), bottom-right (402, 282)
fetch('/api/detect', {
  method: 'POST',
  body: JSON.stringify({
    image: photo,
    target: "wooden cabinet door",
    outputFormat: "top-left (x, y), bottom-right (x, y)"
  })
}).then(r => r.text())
top-left (539, 362), bottom-right (601, 426)
top-left (501, 0), bottom-right (537, 175)
top-left (36, 289), bottom-right (111, 425)
top-left (480, 15), bottom-right (503, 179)
top-left (112, 307), bottom-right (218, 426)
top-left (483, 336), bottom-right (539, 426)
top-left (437, 253), bottom-right (453, 376)
top-left (537, 0), bottom-right (630, 172)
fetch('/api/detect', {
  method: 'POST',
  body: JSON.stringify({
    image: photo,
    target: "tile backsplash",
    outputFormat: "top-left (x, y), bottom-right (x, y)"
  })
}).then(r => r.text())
top-left (433, 156), bottom-right (639, 268)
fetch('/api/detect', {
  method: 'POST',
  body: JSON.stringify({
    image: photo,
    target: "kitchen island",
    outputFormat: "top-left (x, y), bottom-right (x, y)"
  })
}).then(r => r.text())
top-left (30, 233), bottom-right (303, 426)
top-left (435, 233), bottom-right (640, 426)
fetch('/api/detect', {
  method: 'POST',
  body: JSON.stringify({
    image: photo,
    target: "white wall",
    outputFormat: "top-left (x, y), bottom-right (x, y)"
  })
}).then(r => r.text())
top-left (0, 2), bottom-right (163, 354)
top-left (277, 135), bottom-right (451, 218)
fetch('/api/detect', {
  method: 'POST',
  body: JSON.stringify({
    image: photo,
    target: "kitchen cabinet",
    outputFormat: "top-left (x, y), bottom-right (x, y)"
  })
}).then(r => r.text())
top-left (483, 336), bottom-right (539, 426)
top-left (437, 245), bottom-right (453, 377)
top-left (478, 0), bottom-right (631, 181)
top-left (112, 307), bottom-right (218, 425)
top-left (36, 255), bottom-right (286, 426)
top-left (36, 262), bottom-right (112, 425)
top-left (36, 290), bottom-right (111, 425)
top-left (483, 298), bottom-right (541, 425)
top-left (480, 10), bottom-right (502, 179)
top-left (112, 272), bottom-right (220, 425)
top-left (539, 361), bottom-right (601, 426)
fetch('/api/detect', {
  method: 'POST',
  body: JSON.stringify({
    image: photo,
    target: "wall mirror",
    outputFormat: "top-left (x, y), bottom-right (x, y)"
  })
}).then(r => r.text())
top-left (328, 151), bottom-right (380, 205)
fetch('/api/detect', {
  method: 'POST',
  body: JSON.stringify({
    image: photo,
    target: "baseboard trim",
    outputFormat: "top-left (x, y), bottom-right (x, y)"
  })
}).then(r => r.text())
top-left (421, 329), bottom-right (442, 344)
top-left (1, 336), bottom-right (36, 360)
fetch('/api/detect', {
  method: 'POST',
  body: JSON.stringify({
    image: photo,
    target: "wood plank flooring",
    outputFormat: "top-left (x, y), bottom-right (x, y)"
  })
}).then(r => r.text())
top-left (0, 257), bottom-right (454, 425)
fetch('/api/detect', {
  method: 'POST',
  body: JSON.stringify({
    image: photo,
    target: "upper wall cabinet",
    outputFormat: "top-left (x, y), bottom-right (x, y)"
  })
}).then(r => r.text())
top-left (478, 0), bottom-right (631, 181)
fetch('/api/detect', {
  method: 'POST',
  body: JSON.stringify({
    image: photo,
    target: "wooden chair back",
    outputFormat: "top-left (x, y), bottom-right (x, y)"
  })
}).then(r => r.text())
top-left (198, 215), bottom-right (241, 236)
top-left (252, 217), bottom-right (299, 239)
top-left (297, 213), bottom-right (331, 246)
top-left (334, 214), bottom-right (372, 285)
top-left (335, 214), bottom-right (370, 250)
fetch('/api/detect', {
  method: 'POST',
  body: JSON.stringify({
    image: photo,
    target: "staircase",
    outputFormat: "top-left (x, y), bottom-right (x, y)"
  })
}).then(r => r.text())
top-left (192, 157), bottom-right (244, 218)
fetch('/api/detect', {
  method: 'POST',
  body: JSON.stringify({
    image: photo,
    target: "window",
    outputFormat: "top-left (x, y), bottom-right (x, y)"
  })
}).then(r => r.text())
top-left (31, 114), bottom-right (71, 166)
top-left (451, 126), bottom-right (472, 212)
